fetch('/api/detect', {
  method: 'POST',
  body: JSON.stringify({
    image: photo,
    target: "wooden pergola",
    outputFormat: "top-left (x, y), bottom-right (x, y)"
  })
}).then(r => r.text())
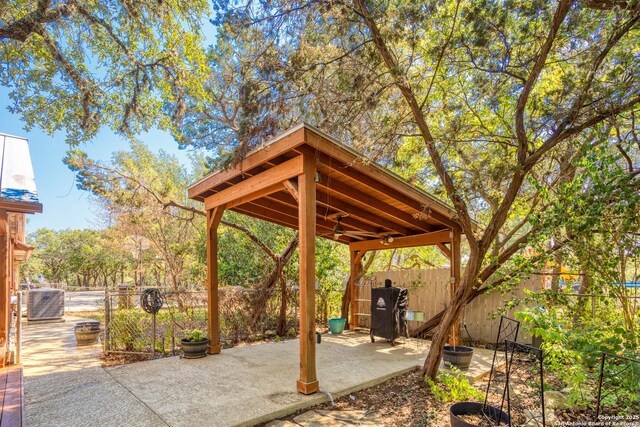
top-left (188, 123), bottom-right (463, 395)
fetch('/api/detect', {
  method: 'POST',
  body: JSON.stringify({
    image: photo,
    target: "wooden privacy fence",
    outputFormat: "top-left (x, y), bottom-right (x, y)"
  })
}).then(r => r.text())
top-left (356, 269), bottom-right (541, 344)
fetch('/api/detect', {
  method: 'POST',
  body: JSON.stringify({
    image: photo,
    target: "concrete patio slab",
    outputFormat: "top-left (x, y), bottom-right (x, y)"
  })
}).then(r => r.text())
top-left (104, 332), bottom-right (425, 426)
top-left (22, 327), bottom-right (496, 427)
top-left (22, 315), bottom-right (102, 378)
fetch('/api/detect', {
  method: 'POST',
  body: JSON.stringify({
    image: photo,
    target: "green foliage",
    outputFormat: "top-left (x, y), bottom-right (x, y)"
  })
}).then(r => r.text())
top-left (109, 309), bottom-right (150, 352)
top-left (516, 305), bottom-right (640, 409)
top-left (24, 228), bottom-right (133, 287)
top-left (1, 0), bottom-right (211, 144)
top-left (182, 329), bottom-right (207, 343)
top-left (425, 368), bottom-right (483, 403)
top-left (64, 143), bottom-right (206, 290)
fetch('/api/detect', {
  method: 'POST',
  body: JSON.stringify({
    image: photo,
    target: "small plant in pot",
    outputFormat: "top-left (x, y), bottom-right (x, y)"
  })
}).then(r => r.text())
top-left (426, 368), bottom-right (509, 427)
top-left (180, 329), bottom-right (209, 359)
top-left (443, 345), bottom-right (475, 371)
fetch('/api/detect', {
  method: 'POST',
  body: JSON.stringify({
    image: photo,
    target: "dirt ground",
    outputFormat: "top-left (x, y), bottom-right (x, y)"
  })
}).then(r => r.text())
top-left (277, 369), bottom-right (457, 427)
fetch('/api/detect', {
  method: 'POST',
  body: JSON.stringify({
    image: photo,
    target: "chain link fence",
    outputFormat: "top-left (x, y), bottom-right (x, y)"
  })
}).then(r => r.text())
top-left (104, 289), bottom-right (208, 356)
top-left (103, 285), bottom-right (306, 357)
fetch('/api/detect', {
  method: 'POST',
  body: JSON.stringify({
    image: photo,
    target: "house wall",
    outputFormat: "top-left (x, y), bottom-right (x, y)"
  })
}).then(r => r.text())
top-left (0, 211), bottom-right (10, 366)
top-left (0, 211), bottom-right (28, 367)
top-left (355, 268), bottom-right (541, 344)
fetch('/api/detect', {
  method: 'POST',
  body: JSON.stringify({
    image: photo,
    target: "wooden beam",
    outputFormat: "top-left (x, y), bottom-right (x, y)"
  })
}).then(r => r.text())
top-left (437, 242), bottom-right (451, 259)
top-left (321, 158), bottom-right (461, 231)
top-left (296, 155), bottom-right (319, 395)
top-left (202, 158), bottom-right (410, 236)
top-left (204, 156), bottom-right (304, 210)
top-left (224, 183), bottom-right (285, 210)
top-left (283, 179), bottom-right (299, 202)
top-left (304, 129), bottom-right (461, 229)
top-left (349, 229), bottom-right (450, 252)
top-left (314, 190), bottom-right (410, 235)
top-left (241, 197), bottom-right (340, 236)
top-left (448, 230), bottom-right (462, 346)
top-left (206, 205), bottom-right (225, 354)
top-left (231, 204), bottom-right (353, 245)
top-left (0, 201), bottom-right (42, 214)
top-left (188, 127), bottom-right (306, 199)
top-left (316, 174), bottom-right (433, 233)
top-left (264, 190), bottom-right (386, 235)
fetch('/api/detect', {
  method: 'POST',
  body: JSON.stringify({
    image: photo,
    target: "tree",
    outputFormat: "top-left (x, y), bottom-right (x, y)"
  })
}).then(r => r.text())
top-left (211, 0), bottom-right (640, 378)
top-left (0, 0), bottom-right (211, 143)
top-left (65, 143), bottom-right (308, 330)
top-left (24, 228), bottom-right (133, 288)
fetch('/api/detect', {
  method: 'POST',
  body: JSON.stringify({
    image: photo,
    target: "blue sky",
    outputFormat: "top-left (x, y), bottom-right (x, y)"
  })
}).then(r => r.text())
top-left (0, 86), bottom-right (193, 232)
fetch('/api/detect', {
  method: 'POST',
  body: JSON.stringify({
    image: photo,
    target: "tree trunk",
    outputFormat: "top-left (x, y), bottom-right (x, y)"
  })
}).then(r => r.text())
top-left (250, 234), bottom-right (298, 329)
top-left (552, 249), bottom-right (562, 292)
top-left (422, 292), bottom-right (467, 378)
top-left (277, 276), bottom-right (287, 336)
top-left (422, 251), bottom-right (483, 379)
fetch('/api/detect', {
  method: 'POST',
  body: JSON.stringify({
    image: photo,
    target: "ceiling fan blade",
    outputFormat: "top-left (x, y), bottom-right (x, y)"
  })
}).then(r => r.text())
top-left (344, 231), bottom-right (378, 236)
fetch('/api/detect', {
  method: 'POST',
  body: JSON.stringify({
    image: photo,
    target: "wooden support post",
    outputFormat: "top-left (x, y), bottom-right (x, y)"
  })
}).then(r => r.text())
top-left (349, 251), bottom-right (358, 330)
top-left (448, 230), bottom-right (462, 345)
top-left (0, 211), bottom-right (8, 367)
top-left (348, 251), bottom-right (366, 330)
top-left (296, 155), bottom-right (319, 395)
top-left (206, 205), bottom-right (225, 354)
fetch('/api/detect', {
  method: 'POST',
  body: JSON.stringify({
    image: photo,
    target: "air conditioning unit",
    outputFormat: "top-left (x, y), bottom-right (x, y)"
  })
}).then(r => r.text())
top-left (27, 289), bottom-right (65, 321)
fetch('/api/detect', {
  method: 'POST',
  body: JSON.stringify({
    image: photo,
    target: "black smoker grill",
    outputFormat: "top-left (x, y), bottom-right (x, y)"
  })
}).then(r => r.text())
top-left (370, 280), bottom-right (408, 346)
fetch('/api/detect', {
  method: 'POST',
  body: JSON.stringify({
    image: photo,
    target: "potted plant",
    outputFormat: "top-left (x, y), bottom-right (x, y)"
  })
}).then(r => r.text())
top-left (180, 329), bottom-right (209, 359)
top-left (74, 320), bottom-right (101, 345)
top-left (443, 345), bottom-right (475, 370)
top-left (427, 368), bottom-right (509, 427)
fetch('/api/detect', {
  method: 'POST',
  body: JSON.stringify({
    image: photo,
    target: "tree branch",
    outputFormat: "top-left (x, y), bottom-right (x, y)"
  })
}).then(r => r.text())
top-left (514, 0), bottom-right (572, 163)
top-left (36, 28), bottom-right (98, 128)
top-left (0, 0), bottom-right (75, 42)
top-left (351, 0), bottom-right (476, 241)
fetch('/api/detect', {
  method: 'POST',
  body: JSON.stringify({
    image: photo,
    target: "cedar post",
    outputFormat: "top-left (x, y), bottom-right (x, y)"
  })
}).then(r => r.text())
top-left (206, 206), bottom-right (225, 354)
top-left (349, 251), bottom-right (357, 330)
top-left (296, 154), bottom-right (319, 395)
top-left (348, 250), bottom-right (366, 330)
top-left (448, 230), bottom-right (462, 345)
top-left (0, 211), bottom-right (8, 367)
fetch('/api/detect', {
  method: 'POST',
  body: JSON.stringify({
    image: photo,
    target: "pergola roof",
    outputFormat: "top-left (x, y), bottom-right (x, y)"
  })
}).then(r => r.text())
top-left (188, 123), bottom-right (465, 394)
top-left (189, 123), bottom-right (462, 249)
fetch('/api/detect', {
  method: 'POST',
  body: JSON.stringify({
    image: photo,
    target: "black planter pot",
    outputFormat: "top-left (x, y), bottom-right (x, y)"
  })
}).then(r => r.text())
top-left (180, 338), bottom-right (209, 359)
top-left (443, 345), bottom-right (474, 370)
top-left (450, 402), bottom-right (509, 427)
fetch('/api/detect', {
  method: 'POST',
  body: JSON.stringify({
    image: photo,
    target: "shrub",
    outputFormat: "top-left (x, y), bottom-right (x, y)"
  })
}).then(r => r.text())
top-left (182, 329), bottom-right (207, 342)
top-left (425, 368), bottom-right (483, 403)
top-left (516, 305), bottom-right (639, 410)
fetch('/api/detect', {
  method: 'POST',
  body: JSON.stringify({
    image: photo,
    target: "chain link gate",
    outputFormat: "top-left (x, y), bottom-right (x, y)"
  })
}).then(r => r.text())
top-left (104, 289), bottom-right (208, 356)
